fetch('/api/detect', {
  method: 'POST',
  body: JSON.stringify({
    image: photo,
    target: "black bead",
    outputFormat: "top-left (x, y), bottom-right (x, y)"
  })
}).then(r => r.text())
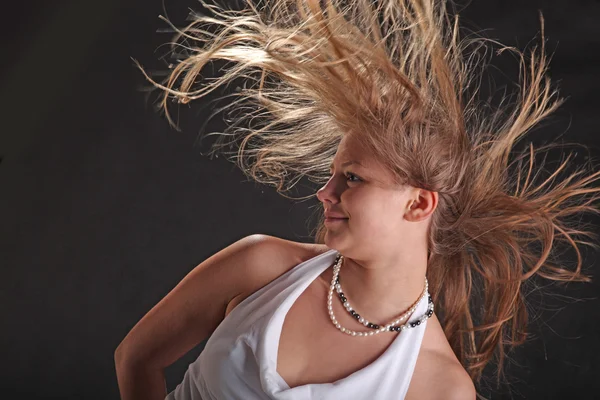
top-left (416, 320), bottom-right (421, 325)
top-left (410, 322), bottom-right (417, 328)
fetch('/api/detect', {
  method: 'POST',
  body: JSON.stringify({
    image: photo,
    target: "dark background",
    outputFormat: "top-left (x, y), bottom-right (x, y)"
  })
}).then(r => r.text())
top-left (1, 0), bottom-right (599, 399)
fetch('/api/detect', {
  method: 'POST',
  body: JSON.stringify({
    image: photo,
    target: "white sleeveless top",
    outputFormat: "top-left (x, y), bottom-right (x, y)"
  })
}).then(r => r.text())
top-left (166, 248), bottom-right (429, 400)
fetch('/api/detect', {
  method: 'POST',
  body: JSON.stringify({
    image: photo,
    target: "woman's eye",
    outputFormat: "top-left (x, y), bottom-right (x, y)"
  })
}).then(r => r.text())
top-left (327, 171), bottom-right (361, 183)
top-left (345, 172), bottom-right (361, 182)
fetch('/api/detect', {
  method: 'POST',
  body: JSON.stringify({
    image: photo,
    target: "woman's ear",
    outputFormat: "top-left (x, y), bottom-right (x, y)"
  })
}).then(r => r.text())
top-left (406, 190), bottom-right (438, 221)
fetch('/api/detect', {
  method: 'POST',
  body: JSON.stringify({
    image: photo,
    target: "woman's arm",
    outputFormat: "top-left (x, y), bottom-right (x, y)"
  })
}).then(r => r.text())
top-left (114, 356), bottom-right (167, 400)
top-left (113, 234), bottom-right (286, 399)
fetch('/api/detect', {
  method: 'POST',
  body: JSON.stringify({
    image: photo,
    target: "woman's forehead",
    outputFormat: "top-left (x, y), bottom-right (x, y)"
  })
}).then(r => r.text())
top-left (335, 138), bottom-right (365, 161)
top-left (333, 142), bottom-right (377, 169)
top-left (334, 138), bottom-right (402, 185)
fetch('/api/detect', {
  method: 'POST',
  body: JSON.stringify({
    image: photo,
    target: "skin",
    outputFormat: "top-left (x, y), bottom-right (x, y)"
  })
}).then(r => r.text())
top-left (315, 134), bottom-right (438, 324)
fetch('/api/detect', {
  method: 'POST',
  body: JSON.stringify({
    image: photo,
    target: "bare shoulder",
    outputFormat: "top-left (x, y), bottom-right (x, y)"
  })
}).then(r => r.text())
top-left (420, 352), bottom-right (475, 400)
top-left (226, 234), bottom-right (329, 312)
top-left (406, 315), bottom-right (476, 400)
top-left (248, 234), bottom-right (329, 266)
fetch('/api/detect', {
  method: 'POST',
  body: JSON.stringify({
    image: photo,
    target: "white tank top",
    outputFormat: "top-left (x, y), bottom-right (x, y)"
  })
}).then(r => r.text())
top-left (166, 248), bottom-right (429, 400)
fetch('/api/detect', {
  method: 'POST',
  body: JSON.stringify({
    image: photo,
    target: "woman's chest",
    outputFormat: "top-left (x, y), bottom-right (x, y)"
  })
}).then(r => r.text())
top-left (275, 278), bottom-right (399, 389)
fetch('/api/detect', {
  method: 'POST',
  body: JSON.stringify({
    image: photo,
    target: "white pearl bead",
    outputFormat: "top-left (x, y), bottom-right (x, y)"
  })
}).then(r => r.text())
top-left (351, 332), bottom-right (356, 336)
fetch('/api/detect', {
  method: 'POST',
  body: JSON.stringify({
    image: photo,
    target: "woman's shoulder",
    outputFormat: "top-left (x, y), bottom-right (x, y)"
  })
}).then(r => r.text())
top-left (406, 314), bottom-right (476, 400)
top-left (225, 234), bottom-right (329, 312)
top-left (251, 234), bottom-right (331, 264)
top-left (409, 349), bottom-right (476, 400)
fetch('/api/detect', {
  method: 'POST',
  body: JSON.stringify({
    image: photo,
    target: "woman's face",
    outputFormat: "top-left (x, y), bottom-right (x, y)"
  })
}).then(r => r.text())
top-left (316, 135), bottom-right (418, 258)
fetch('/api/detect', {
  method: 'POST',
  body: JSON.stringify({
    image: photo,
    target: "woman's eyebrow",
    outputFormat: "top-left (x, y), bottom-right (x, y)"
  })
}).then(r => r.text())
top-left (329, 160), bottom-right (364, 170)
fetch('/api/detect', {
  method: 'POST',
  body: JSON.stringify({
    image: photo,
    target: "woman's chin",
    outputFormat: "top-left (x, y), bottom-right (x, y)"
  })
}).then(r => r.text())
top-left (323, 229), bottom-right (346, 245)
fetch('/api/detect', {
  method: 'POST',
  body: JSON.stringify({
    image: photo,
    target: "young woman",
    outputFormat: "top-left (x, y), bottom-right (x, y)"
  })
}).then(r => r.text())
top-left (115, 1), bottom-right (600, 399)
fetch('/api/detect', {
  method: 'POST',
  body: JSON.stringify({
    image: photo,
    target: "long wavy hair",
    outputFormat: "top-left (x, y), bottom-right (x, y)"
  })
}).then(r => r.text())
top-left (134, 0), bottom-right (600, 392)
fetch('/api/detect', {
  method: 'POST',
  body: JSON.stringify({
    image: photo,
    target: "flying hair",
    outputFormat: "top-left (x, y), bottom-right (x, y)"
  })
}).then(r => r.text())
top-left (133, 0), bottom-right (600, 393)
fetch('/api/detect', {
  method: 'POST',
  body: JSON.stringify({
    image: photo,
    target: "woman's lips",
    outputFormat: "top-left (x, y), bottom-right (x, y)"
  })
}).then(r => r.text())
top-left (325, 217), bottom-right (348, 223)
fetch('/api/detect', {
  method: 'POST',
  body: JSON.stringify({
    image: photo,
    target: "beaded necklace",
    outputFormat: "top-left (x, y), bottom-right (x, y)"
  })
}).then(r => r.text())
top-left (327, 254), bottom-right (434, 336)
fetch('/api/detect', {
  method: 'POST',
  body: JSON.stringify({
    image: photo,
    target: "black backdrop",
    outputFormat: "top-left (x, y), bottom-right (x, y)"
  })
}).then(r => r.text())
top-left (1, 0), bottom-right (599, 399)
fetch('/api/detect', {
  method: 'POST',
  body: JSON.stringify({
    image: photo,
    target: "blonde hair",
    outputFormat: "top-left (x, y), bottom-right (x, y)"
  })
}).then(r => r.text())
top-left (134, 0), bottom-right (600, 392)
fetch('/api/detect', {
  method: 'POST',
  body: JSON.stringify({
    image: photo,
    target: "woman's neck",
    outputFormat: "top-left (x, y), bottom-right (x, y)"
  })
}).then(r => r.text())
top-left (332, 250), bottom-right (429, 324)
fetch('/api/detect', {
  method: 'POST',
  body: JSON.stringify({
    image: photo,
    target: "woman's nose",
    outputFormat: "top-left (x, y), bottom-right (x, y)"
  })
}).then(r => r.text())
top-left (316, 176), bottom-right (341, 204)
